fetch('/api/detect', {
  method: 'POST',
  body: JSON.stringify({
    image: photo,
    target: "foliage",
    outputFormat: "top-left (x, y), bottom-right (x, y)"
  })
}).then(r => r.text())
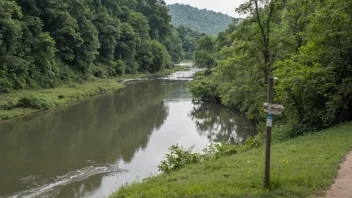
top-left (158, 133), bottom-right (264, 173)
top-left (168, 4), bottom-right (236, 36)
top-left (157, 145), bottom-right (201, 173)
top-left (190, 0), bottom-right (352, 136)
top-left (188, 75), bottom-right (219, 103)
top-left (0, 100), bottom-right (15, 110)
top-left (176, 26), bottom-right (205, 59)
top-left (17, 96), bottom-right (51, 110)
top-left (0, 66), bottom-right (189, 120)
top-left (0, 0), bottom-right (185, 93)
top-left (111, 122), bottom-right (352, 198)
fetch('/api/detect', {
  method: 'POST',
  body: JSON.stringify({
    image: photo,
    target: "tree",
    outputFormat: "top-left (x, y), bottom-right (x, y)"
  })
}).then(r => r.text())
top-left (0, 0), bottom-right (25, 92)
top-left (236, 0), bottom-right (281, 79)
top-left (127, 11), bottom-right (150, 39)
top-left (189, 0), bottom-right (352, 136)
top-left (0, 0), bottom-right (185, 93)
top-left (194, 35), bottom-right (217, 69)
top-left (115, 22), bottom-right (140, 74)
top-left (70, 0), bottom-right (100, 74)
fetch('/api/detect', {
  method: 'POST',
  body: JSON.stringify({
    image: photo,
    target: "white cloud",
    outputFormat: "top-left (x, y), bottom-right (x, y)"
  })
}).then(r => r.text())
top-left (164, 0), bottom-right (247, 18)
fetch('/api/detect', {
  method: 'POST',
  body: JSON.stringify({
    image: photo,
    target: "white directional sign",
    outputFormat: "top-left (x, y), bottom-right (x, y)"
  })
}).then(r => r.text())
top-left (263, 103), bottom-right (285, 115)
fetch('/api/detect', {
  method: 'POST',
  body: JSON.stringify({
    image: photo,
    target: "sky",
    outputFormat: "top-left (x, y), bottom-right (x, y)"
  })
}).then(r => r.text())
top-left (164, 0), bottom-right (247, 18)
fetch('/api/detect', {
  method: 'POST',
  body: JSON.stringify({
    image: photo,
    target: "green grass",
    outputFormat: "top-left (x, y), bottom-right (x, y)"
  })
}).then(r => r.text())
top-left (0, 78), bottom-right (124, 120)
top-left (0, 66), bottom-right (190, 121)
top-left (110, 122), bottom-right (352, 198)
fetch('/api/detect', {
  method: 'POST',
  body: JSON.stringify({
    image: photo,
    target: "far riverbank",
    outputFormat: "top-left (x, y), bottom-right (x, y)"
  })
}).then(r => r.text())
top-left (0, 66), bottom-right (189, 121)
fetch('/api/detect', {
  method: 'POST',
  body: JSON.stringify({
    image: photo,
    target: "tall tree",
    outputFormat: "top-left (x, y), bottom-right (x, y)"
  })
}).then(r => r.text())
top-left (236, 0), bottom-right (281, 79)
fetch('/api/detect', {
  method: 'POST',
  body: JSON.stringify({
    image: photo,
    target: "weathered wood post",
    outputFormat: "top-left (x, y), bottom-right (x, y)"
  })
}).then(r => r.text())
top-left (263, 77), bottom-right (285, 188)
top-left (264, 77), bottom-right (274, 187)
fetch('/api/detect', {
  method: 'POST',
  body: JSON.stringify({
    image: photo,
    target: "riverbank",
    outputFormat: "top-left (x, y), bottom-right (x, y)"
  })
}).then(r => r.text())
top-left (0, 66), bottom-right (190, 121)
top-left (110, 122), bottom-right (352, 198)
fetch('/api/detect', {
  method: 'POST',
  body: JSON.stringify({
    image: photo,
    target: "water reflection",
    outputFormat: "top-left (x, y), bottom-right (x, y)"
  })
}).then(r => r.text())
top-left (190, 103), bottom-right (256, 143)
top-left (0, 80), bottom-right (169, 197)
top-left (0, 75), bottom-right (256, 198)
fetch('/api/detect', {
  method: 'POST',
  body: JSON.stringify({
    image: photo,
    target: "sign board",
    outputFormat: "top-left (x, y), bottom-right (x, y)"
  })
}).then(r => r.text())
top-left (266, 114), bottom-right (273, 127)
top-left (263, 103), bottom-right (285, 115)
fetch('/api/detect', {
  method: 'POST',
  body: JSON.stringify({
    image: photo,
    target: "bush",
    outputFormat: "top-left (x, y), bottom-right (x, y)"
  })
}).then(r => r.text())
top-left (158, 143), bottom-right (243, 173)
top-left (158, 134), bottom-right (265, 174)
top-left (243, 133), bottom-right (264, 150)
top-left (17, 96), bottom-right (50, 110)
top-left (158, 145), bottom-right (201, 173)
top-left (202, 143), bottom-right (238, 160)
top-left (0, 100), bottom-right (16, 110)
top-left (188, 76), bottom-right (220, 103)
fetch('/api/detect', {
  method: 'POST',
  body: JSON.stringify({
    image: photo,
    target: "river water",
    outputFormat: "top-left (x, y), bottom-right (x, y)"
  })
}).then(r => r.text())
top-left (0, 64), bottom-right (256, 198)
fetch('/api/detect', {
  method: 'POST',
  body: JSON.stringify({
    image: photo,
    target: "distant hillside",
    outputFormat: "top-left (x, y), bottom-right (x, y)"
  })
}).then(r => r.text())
top-left (168, 4), bottom-right (234, 36)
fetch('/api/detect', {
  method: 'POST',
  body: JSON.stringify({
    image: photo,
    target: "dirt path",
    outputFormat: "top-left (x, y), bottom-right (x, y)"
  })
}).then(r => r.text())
top-left (320, 151), bottom-right (352, 198)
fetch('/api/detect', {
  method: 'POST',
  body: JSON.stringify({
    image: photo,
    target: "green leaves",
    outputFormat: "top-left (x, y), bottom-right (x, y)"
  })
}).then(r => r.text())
top-left (189, 0), bottom-right (352, 136)
top-left (194, 35), bottom-right (217, 69)
top-left (0, 0), bottom-right (23, 55)
top-left (158, 137), bottom-right (265, 174)
top-left (169, 4), bottom-right (234, 36)
top-left (0, 0), bottom-right (185, 92)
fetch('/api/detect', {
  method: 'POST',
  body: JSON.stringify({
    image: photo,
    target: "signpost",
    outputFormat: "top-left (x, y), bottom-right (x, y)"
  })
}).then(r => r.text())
top-left (263, 77), bottom-right (285, 188)
top-left (263, 103), bottom-right (285, 115)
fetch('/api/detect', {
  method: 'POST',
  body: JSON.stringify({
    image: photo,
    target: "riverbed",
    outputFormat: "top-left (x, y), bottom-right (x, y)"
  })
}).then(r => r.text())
top-left (0, 64), bottom-right (256, 198)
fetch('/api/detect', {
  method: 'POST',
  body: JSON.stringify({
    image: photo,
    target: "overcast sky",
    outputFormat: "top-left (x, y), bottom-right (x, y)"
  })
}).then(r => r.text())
top-left (164, 0), bottom-right (247, 18)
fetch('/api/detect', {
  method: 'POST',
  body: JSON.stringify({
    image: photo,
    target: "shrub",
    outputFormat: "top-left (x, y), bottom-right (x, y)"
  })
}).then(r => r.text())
top-left (243, 133), bottom-right (264, 150)
top-left (158, 134), bottom-right (265, 174)
top-left (188, 76), bottom-right (220, 103)
top-left (0, 100), bottom-right (16, 110)
top-left (17, 96), bottom-right (50, 110)
top-left (158, 143), bottom-right (241, 173)
top-left (158, 145), bottom-right (201, 173)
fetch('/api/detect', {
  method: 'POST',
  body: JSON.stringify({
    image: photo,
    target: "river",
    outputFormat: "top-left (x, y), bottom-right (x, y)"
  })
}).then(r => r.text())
top-left (0, 64), bottom-right (256, 198)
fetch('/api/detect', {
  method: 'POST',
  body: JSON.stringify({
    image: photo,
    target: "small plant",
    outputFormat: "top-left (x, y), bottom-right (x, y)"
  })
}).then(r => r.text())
top-left (202, 143), bottom-right (238, 160)
top-left (271, 159), bottom-right (291, 188)
top-left (243, 133), bottom-right (264, 150)
top-left (158, 144), bottom-right (201, 173)
top-left (0, 100), bottom-right (16, 110)
top-left (158, 143), bottom-right (240, 173)
top-left (98, 87), bottom-right (105, 93)
top-left (158, 134), bottom-right (266, 174)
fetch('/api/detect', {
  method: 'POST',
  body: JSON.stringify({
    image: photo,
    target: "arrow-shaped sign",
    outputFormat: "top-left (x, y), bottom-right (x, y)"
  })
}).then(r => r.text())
top-left (263, 103), bottom-right (285, 115)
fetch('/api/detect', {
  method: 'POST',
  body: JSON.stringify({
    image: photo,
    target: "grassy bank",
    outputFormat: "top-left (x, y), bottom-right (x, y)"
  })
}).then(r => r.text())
top-left (110, 122), bottom-right (352, 198)
top-left (0, 78), bottom-right (124, 120)
top-left (0, 66), bottom-right (190, 121)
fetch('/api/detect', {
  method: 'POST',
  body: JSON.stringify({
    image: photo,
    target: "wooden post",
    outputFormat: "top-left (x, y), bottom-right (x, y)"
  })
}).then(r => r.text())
top-left (264, 77), bottom-right (274, 187)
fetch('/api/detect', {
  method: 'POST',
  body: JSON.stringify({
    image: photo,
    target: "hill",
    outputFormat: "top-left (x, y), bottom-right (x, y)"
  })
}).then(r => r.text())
top-left (168, 4), bottom-right (234, 36)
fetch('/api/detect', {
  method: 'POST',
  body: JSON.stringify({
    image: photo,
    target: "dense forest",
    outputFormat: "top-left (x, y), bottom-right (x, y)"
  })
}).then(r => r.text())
top-left (0, 0), bottom-right (188, 93)
top-left (168, 4), bottom-right (234, 36)
top-left (176, 26), bottom-right (205, 60)
top-left (190, 0), bottom-right (352, 137)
